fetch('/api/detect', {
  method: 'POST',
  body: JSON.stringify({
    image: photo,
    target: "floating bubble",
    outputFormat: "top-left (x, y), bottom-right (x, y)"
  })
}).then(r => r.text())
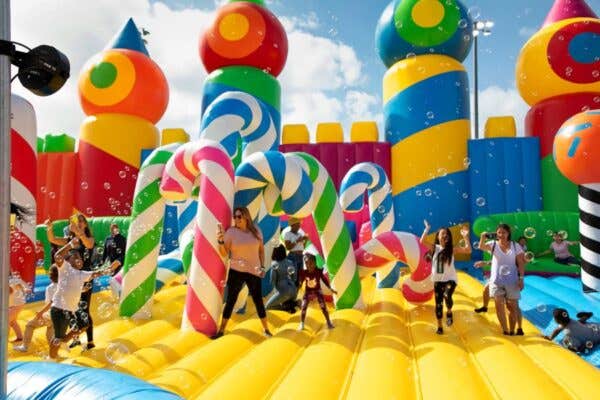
top-left (378, 205), bottom-right (386, 214)
top-left (499, 265), bottom-right (511, 276)
top-left (468, 6), bottom-right (481, 19)
top-left (437, 168), bottom-right (447, 177)
top-left (416, 190), bottom-right (422, 196)
top-left (40, 186), bottom-right (47, 194)
top-left (200, 313), bottom-right (208, 320)
top-left (458, 18), bottom-right (468, 28)
top-left (406, 52), bottom-right (416, 60)
top-left (48, 192), bottom-right (56, 199)
top-left (426, 111), bottom-right (435, 119)
top-left (523, 227), bottom-right (536, 239)
top-left (586, 340), bottom-right (594, 349)
top-left (24, 246), bottom-right (32, 254)
top-left (476, 197), bottom-right (486, 207)
top-left (364, 253), bottom-right (373, 262)
top-left (558, 230), bottom-right (568, 240)
top-left (503, 179), bottom-right (509, 185)
top-left (78, 300), bottom-right (88, 309)
top-left (81, 181), bottom-right (89, 190)
top-left (103, 182), bottom-right (111, 190)
top-left (473, 241), bottom-right (480, 248)
top-left (458, 239), bottom-right (467, 248)
top-left (536, 304), bottom-right (547, 313)
top-left (105, 343), bottom-right (130, 364)
top-left (118, 171), bottom-right (126, 179)
top-left (287, 266), bottom-right (296, 276)
top-left (462, 193), bottom-right (469, 199)
top-left (546, 230), bottom-right (554, 237)
top-left (524, 252), bottom-right (535, 262)
top-left (424, 189), bottom-right (433, 197)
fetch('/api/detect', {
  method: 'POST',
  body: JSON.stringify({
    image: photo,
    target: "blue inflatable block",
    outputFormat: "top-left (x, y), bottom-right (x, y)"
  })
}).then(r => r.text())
top-left (521, 277), bottom-right (600, 367)
top-left (468, 137), bottom-right (542, 220)
top-left (160, 204), bottom-right (180, 255)
top-left (7, 361), bottom-right (182, 399)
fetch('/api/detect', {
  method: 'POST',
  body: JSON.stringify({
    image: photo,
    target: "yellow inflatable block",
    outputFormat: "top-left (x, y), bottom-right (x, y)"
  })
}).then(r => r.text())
top-left (79, 113), bottom-right (159, 168)
top-left (350, 121), bottom-right (379, 142)
top-left (458, 273), bottom-right (600, 399)
top-left (484, 116), bottom-right (517, 138)
top-left (316, 122), bottom-right (343, 143)
top-left (407, 300), bottom-right (495, 399)
top-left (383, 55), bottom-right (465, 103)
top-left (161, 128), bottom-right (189, 145)
top-left (391, 119), bottom-right (469, 194)
top-left (282, 124), bottom-right (310, 144)
top-left (149, 311), bottom-right (293, 398)
top-left (194, 309), bottom-right (323, 400)
top-left (345, 289), bottom-right (416, 400)
top-left (269, 309), bottom-right (365, 400)
top-left (109, 330), bottom-right (208, 378)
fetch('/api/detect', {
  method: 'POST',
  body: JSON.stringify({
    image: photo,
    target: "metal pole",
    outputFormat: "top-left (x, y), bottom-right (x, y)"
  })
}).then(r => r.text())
top-left (0, 0), bottom-right (10, 397)
top-left (473, 33), bottom-right (479, 139)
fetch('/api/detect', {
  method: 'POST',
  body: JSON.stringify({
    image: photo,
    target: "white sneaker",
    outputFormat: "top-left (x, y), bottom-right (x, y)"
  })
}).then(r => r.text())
top-left (13, 344), bottom-right (28, 352)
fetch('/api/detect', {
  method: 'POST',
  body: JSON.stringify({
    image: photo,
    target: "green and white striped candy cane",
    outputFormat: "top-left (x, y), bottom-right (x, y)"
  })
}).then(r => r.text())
top-left (289, 152), bottom-right (363, 310)
top-left (119, 143), bottom-right (181, 318)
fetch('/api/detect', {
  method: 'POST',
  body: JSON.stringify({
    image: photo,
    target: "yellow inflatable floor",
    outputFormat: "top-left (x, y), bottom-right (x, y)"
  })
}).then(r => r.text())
top-left (8, 273), bottom-right (600, 399)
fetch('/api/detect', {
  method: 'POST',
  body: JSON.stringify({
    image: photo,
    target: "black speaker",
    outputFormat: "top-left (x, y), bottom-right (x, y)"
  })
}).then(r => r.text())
top-left (16, 45), bottom-right (70, 96)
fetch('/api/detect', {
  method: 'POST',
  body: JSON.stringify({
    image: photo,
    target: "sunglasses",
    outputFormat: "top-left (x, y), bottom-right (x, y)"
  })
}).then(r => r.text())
top-left (234, 214), bottom-right (243, 219)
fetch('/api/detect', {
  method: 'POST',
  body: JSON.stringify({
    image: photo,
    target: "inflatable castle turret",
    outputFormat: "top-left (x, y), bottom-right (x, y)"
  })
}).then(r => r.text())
top-left (375, 0), bottom-right (473, 236)
top-left (516, 0), bottom-right (600, 212)
top-left (76, 19), bottom-right (169, 217)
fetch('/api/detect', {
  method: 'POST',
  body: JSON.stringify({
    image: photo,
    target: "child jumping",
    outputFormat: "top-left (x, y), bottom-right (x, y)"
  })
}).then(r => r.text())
top-left (298, 253), bottom-right (337, 331)
top-left (8, 271), bottom-right (30, 342)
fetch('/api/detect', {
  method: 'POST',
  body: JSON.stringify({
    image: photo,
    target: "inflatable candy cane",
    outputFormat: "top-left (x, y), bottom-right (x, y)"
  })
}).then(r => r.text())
top-left (160, 139), bottom-right (234, 334)
top-left (340, 162), bottom-right (400, 288)
top-left (287, 153), bottom-right (364, 310)
top-left (119, 143), bottom-right (181, 318)
top-left (355, 231), bottom-right (433, 303)
top-left (200, 91), bottom-right (281, 303)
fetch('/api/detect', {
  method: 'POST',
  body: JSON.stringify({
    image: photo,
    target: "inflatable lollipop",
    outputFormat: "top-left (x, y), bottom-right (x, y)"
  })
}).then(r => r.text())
top-left (554, 110), bottom-right (600, 292)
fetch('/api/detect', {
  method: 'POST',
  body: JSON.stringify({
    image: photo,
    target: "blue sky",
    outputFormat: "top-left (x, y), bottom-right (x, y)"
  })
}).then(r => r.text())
top-left (11, 0), bottom-right (600, 139)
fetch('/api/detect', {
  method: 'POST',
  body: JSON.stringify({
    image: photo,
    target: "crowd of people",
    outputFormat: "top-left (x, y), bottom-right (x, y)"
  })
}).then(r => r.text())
top-left (8, 207), bottom-right (591, 355)
top-left (10, 215), bottom-right (125, 358)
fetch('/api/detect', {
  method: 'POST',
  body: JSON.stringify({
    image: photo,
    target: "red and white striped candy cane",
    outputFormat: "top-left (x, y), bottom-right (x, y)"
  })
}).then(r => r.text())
top-left (160, 139), bottom-right (234, 335)
top-left (355, 231), bottom-right (433, 303)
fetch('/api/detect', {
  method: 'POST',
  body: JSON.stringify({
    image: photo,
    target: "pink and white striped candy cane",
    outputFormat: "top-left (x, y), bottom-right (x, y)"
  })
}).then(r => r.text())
top-left (160, 139), bottom-right (234, 335)
top-left (355, 231), bottom-right (433, 303)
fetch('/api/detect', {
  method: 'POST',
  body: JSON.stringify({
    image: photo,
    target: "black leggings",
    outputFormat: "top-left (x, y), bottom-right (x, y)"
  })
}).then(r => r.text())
top-left (434, 281), bottom-right (457, 320)
top-left (222, 269), bottom-right (266, 319)
top-left (79, 290), bottom-right (93, 342)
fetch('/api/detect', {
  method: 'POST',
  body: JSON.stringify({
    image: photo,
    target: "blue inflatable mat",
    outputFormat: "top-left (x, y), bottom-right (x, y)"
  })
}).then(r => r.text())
top-left (7, 361), bottom-right (183, 400)
top-left (522, 276), bottom-right (600, 368)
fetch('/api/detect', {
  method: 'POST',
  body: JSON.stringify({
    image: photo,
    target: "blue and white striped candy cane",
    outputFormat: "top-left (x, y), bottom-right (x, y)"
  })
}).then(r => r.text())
top-left (201, 91), bottom-right (281, 306)
top-left (340, 162), bottom-right (400, 288)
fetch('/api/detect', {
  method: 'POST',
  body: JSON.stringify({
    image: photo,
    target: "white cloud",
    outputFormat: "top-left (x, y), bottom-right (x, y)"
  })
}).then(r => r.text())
top-left (476, 85), bottom-right (529, 136)
top-left (280, 12), bottom-right (320, 32)
top-left (344, 91), bottom-right (379, 121)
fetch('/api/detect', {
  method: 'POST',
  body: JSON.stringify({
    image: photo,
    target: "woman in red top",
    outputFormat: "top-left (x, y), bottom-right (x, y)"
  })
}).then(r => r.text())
top-left (298, 253), bottom-right (337, 331)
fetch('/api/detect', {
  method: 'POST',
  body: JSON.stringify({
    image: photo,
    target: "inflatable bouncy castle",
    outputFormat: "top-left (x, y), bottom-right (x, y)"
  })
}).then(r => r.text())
top-left (7, 0), bottom-right (600, 399)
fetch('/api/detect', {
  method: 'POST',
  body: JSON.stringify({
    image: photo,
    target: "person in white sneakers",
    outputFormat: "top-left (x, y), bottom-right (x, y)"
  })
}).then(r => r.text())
top-left (282, 217), bottom-right (308, 287)
top-left (49, 243), bottom-right (120, 359)
top-left (14, 264), bottom-right (59, 352)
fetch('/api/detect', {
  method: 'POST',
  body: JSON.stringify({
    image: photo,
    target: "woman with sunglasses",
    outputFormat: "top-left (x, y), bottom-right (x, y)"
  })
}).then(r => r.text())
top-left (213, 206), bottom-right (272, 339)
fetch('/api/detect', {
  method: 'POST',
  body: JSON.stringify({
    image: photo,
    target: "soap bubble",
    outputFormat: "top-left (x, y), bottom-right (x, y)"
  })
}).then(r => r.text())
top-left (558, 230), bottom-right (568, 240)
top-left (103, 182), bottom-right (111, 190)
top-left (118, 171), bottom-right (127, 179)
top-left (524, 227), bottom-right (536, 239)
top-left (105, 343), bottom-right (130, 364)
top-left (426, 111), bottom-right (435, 119)
top-left (476, 197), bottom-right (486, 207)
top-left (536, 304), bottom-right (547, 313)
top-left (524, 252), bottom-right (535, 262)
top-left (546, 230), bottom-right (554, 237)
top-left (499, 265), bottom-right (511, 276)
top-left (81, 182), bottom-right (89, 190)
top-left (458, 19), bottom-right (468, 28)
top-left (468, 6), bottom-right (481, 19)
top-left (424, 189), bottom-right (433, 197)
top-left (98, 302), bottom-right (115, 319)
